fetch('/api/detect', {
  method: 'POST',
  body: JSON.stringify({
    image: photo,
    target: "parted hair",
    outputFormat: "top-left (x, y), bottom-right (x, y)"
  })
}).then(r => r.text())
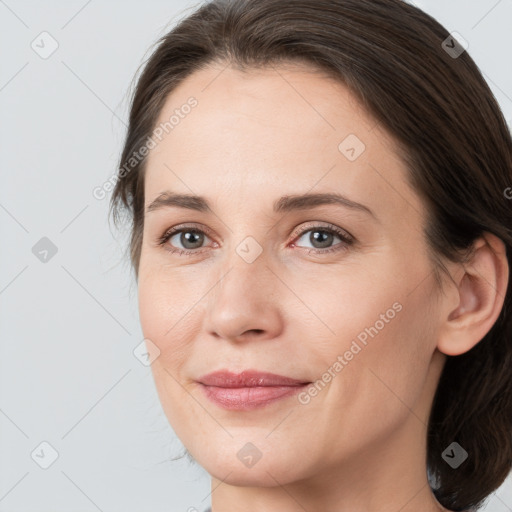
top-left (109, 1), bottom-right (512, 510)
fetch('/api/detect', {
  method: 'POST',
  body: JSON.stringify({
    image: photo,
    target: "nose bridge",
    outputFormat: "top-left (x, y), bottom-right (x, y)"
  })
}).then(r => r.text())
top-left (217, 233), bottom-right (270, 300)
top-left (204, 231), bottom-right (282, 340)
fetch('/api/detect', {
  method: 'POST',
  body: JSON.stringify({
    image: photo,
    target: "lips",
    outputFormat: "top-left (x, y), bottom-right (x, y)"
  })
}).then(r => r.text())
top-left (197, 370), bottom-right (312, 410)
top-left (198, 370), bottom-right (310, 387)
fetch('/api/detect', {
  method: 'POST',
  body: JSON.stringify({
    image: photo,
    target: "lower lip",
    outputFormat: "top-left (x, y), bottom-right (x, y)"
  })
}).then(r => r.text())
top-left (199, 384), bottom-right (309, 410)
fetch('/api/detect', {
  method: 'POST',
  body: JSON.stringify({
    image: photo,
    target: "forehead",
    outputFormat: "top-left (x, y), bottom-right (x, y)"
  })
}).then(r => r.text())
top-left (143, 63), bottom-right (422, 222)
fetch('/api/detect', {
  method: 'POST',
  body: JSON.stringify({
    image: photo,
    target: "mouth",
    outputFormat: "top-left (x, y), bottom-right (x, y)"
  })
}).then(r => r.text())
top-left (197, 370), bottom-right (312, 410)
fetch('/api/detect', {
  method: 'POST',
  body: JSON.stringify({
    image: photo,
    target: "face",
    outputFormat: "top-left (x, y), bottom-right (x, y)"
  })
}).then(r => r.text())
top-left (138, 62), bottom-right (445, 487)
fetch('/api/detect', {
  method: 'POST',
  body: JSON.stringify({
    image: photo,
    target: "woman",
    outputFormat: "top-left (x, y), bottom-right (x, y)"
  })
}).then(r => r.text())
top-left (110, 0), bottom-right (512, 510)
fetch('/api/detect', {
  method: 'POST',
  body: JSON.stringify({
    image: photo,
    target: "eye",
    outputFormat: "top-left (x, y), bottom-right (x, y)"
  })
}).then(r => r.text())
top-left (156, 224), bottom-right (214, 256)
top-left (156, 222), bottom-right (354, 256)
top-left (291, 223), bottom-right (354, 254)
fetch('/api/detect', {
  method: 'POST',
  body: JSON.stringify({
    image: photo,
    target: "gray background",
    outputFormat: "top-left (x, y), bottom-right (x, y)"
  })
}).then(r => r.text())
top-left (0, 0), bottom-right (511, 511)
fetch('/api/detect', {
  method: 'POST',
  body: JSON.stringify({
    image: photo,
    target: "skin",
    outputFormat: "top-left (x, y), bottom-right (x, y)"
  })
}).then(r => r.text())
top-left (138, 62), bottom-right (509, 512)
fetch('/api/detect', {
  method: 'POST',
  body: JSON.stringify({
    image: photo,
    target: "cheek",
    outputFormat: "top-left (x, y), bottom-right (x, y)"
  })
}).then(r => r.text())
top-left (329, 282), bottom-right (437, 424)
top-left (280, 261), bottom-right (403, 359)
top-left (300, 294), bottom-right (437, 465)
top-left (137, 267), bottom-right (199, 370)
top-left (301, 257), bottom-right (438, 409)
top-left (137, 271), bottom-right (197, 431)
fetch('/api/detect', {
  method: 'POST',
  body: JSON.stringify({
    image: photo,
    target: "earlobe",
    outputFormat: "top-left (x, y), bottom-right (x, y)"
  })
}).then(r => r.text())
top-left (437, 233), bottom-right (509, 357)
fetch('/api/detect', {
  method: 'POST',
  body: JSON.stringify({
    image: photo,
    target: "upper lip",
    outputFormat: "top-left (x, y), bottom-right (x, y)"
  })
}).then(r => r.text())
top-left (198, 370), bottom-right (311, 388)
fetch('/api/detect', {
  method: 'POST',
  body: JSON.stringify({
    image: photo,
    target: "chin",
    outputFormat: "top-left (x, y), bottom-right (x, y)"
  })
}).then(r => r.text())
top-left (193, 447), bottom-right (309, 487)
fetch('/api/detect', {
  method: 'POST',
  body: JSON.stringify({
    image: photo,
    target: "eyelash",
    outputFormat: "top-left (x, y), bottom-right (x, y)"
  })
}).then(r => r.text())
top-left (156, 222), bottom-right (354, 257)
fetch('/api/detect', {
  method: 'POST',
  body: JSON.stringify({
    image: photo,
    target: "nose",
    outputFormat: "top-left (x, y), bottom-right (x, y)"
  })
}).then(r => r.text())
top-left (203, 247), bottom-right (284, 343)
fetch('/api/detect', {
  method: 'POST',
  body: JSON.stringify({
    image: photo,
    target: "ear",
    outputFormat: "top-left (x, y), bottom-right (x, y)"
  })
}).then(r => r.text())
top-left (437, 232), bottom-right (509, 356)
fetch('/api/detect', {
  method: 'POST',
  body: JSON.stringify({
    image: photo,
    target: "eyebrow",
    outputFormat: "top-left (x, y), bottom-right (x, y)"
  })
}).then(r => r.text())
top-left (145, 191), bottom-right (376, 218)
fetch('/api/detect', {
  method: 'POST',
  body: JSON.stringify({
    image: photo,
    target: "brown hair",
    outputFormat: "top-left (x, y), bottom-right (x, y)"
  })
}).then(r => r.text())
top-left (109, 0), bottom-right (512, 509)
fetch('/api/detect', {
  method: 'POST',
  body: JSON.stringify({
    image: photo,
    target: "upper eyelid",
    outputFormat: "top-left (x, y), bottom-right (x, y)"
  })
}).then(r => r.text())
top-left (164, 221), bottom-right (348, 236)
top-left (163, 222), bottom-right (214, 239)
top-left (292, 222), bottom-right (352, 240)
